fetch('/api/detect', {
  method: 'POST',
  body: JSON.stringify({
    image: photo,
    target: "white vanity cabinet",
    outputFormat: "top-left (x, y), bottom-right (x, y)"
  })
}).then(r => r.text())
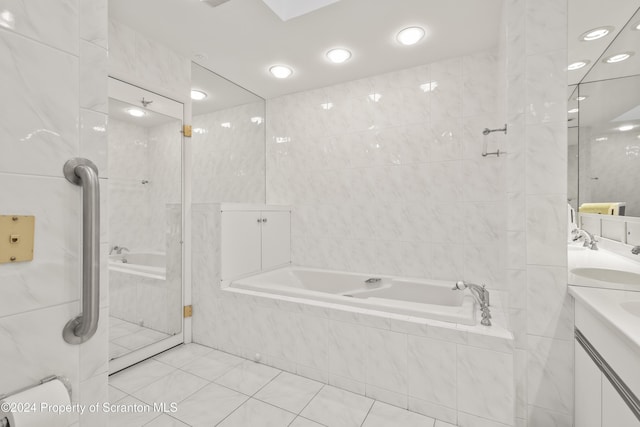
top-left (221, 205), bottom-right (291, 280)
top-left (603, 379), bottom-right (640, 427)
top-left (571, 287), bottom-right (640, 427)
top-left (575, 341), bottom-right (601, 427)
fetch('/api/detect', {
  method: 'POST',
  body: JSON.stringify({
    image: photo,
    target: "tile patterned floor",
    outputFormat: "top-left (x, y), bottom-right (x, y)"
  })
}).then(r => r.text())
top-left (108, 343), bottom-right (457, 427)
top-left (109, 316), bottom-right (170, 360)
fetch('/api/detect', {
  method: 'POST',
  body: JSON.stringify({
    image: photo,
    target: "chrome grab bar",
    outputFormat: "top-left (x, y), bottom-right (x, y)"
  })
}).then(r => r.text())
top-left (62, 158), bottom-right (100, 344)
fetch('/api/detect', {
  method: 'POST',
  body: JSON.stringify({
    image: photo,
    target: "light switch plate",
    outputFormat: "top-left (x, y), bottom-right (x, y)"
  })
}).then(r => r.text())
top-left (0, 215), bottom-right (35, 264)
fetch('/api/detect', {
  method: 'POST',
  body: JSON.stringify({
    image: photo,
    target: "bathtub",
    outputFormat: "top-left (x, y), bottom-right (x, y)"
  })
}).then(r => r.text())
top-left (228, 266), bottom-right (477, 325)
top-left (108, 252), bottom-right (166, 279)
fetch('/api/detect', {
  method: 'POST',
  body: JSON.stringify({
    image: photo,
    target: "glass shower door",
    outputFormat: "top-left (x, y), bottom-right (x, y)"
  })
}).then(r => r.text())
top-left (107, 78), bottom-right (184, 373)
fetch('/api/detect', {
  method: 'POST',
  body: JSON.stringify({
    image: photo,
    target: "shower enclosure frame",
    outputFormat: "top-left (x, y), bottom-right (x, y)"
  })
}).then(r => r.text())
top-left (107, 77), bottom-right (189, 374)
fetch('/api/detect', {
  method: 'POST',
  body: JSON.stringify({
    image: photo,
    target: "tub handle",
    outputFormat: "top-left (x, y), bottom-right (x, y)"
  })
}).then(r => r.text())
top-left (62, 158), bottom-right (100, 344)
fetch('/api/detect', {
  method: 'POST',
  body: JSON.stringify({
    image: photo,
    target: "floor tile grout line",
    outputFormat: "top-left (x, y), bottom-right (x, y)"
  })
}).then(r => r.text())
top-left (359, 399), bottom-right (376, 427)
top-left (250, 370), bottom-right (283, 398)
top-left (296, 383), bottom-right (326, 417)
top-left (212, 394), bottom-right (251, 427)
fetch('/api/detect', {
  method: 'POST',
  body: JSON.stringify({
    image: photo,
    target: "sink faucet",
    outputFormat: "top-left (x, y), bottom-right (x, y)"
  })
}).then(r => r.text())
top-left (452, 281), bottom-right (491, 326)
top-left (632, 246), bottom-right (640, 255)
top-left (573, 229), bottom-right (598, 250)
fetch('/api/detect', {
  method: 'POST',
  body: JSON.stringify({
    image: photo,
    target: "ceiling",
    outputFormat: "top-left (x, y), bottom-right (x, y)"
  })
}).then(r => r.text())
top-left (109, 98), bottom-right (181, 128)
top-left (567, 0), bottom-right (640, 85)
top-left (109, 0), bottom-right (502, 99)
top-left (191, 63), bottom-right (264, 115)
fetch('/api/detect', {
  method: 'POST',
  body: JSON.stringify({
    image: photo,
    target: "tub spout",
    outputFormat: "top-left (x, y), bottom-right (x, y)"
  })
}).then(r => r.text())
top-left (453, 280), bottom-right (492, 326)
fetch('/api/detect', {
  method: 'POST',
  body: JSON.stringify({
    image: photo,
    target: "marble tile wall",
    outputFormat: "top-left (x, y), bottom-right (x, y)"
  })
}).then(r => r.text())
top-left (0, 0), bottom-right (109, 425)
top-left (503, 0), bottom-right (571, 426)
top-left (265, 50), bottom-right (507, 291)
top-left (191, 204), bottom-right (515, 426)
top-left (192, 102), bottom-right (266, 204)
top-left (108, 19), bottom-right (190, 103)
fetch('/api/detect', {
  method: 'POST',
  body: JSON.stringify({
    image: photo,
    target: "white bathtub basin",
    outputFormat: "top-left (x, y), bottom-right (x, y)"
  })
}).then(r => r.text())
top-left (228, 266), bottom-right (477, 325)
top-left (109, 252), bottom-right (166, 278)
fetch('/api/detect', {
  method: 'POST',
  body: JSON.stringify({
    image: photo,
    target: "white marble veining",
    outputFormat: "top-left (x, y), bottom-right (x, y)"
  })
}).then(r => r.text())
top-left (407, 335), bottom-right (457, 409)
top-left (362, 401), bottom-right (435, 427)
top-left (80, 40), bottom-right (108, 113)
top-left (527, 266), bottom-right (573, 340)
top-left (132, 369), bottom-right (208, 406)
top-left (192, 101), bottom-right (266, 205)
top-left (266, 51), bottom-right (504, 287)
top-left (457, 346), bottom-right (515, 425)
top-left (109, 359), bottom-right (176, 395)
top-left (526, 336), bottom-right (573, 415)
top-left (172, 383), bottom-right (248, 426)
top-left (365, 328), bottom-right (407, 395)
top-left (0, 30), bottom-right (78, 177)
top-left (254, 372), bottom-right (323, 414)
top-left (109, 19), bottom-right (190, 101)
top-left (0, 0), bottom-right (78, 54)
top-left (0, 174), bottom-right (79, 318)
top-left (215, 360), bottom-right (281, 396)
top-left (0, 301), bottom-right (81, 399)
top-left (300, 385), bottom-right (374, 427)
top-left (217, 398), bottom-right (296, 427)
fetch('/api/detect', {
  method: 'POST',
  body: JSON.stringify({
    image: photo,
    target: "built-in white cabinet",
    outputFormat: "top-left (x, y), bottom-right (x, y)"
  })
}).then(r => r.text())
top-left (603, 379), bottom-right (640, 427)
top-left (575, 338), bottom-right (640, 427)
top-left (221, 206), bottom-right (290, 281)
top-left (575, 341), bottom-right (602, 427)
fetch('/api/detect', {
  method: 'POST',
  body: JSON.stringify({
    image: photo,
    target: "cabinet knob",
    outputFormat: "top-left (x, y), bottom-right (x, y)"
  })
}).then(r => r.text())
top-left (257, 218), bottom-right (261, 223)
top-left (263, 218), bottom-right (268, 223)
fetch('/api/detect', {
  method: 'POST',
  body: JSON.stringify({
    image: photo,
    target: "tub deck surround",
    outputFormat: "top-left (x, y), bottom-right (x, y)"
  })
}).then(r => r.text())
top-left (192, 203), bottom-right (516, 425)
top-left (228, 266), bottom-right (477, 325)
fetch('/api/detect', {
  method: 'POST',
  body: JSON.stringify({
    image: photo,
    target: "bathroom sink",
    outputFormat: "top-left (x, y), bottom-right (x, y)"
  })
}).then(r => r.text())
top-left (620, 301), bottom-right (640, 318)
top-left (568, 246), bottom-right (587, 252)
top-left (571, 268), bottom-right (640, 285)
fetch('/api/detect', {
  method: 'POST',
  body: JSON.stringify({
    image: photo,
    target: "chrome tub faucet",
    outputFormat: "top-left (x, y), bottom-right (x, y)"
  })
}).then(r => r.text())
top-left (453, 280), bottom-right (492, 326)
top-left (109, 245), bottom-right (130, 255)
top-left (632, 246), bottom-right (640, 255)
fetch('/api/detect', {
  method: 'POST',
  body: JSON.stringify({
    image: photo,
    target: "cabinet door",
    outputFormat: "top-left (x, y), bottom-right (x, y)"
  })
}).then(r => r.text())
top-left (602, 379), bottom-right (640, 427)
top-left (221, 211), bottom-right (262, 280)
top-left (575, 340), bottom-right (602, 427)
top-left (261, 211), bottom-right (291, 270)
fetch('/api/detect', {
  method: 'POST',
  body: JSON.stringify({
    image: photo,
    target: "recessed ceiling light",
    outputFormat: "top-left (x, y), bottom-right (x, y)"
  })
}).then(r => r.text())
top-left (568, 108), bottom-right (579, 114)
top-left (619, 124), bottom-right (634, 131)
top-left (127, 108), bottom-right (145, 117)
top-left (580, 26), bottom-right (613, 41)
top-left (568, 60), bottom-right (589, 70)
top-left (396, 26), bottom-right (425, 46)
top-left (191, 89), bottom-right (208, 101)
top-left (604, 52), bottom-right (633, 63)
top-left (326, 48), bottom-right (352, 64)
top-left (576, 96), bottom-right (587, 101)
top-left (269, 65), bottom-right (293, 79)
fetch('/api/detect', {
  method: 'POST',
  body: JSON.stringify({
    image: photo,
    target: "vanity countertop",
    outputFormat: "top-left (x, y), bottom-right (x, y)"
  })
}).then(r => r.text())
top-left (569, 285), bottom-right (640, 353)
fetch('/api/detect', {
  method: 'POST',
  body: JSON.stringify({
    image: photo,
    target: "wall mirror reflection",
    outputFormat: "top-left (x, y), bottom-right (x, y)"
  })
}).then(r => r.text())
top-left (567, 3), bottom-right (640, 290)
top-left (107, 78), bottom-right (184, 371)
top-left (191, 63), bottom-right (266, 205)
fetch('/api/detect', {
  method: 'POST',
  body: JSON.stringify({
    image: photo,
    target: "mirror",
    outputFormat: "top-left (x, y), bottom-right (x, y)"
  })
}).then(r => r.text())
top-left (107, 78), bottom-right (184, 365)
top-left (568, 5), bottom-right (640, 218)
top-left (191, 63), bottom-right (266, 204)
